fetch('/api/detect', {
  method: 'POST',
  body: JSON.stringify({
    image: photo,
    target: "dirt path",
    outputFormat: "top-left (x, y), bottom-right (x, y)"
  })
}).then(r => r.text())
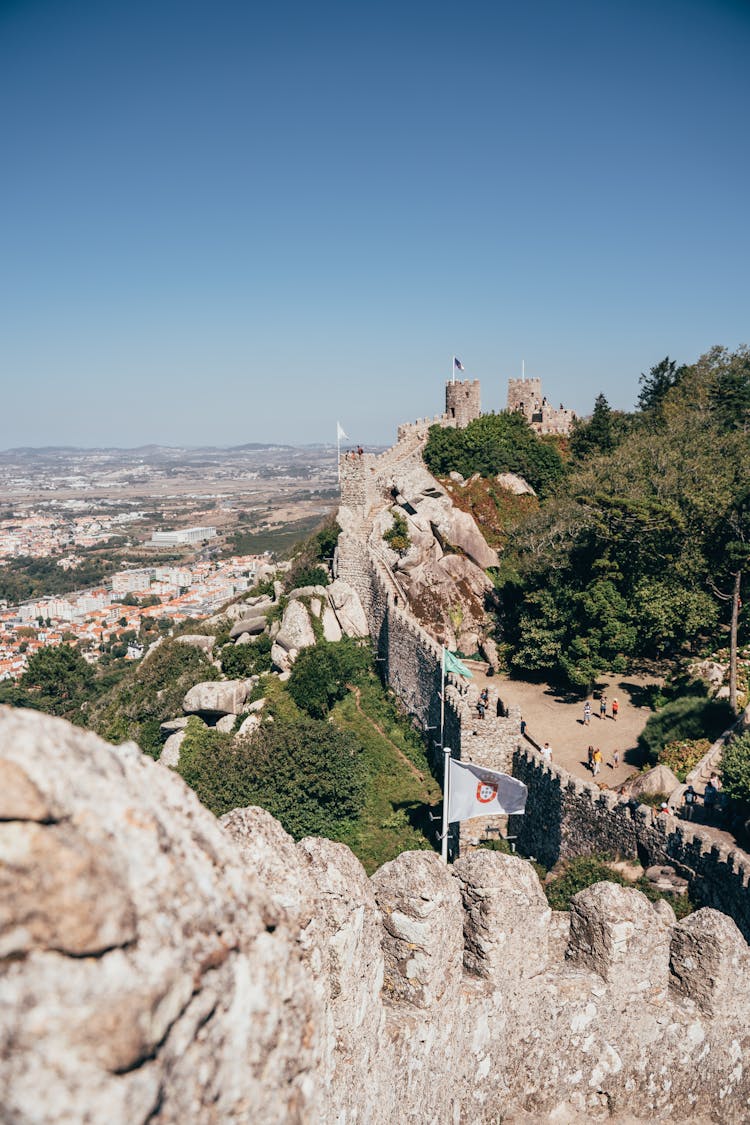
top-left (470, 670), bottom-right (660, 787)
top-left (349, 686), bottom-right (426, 784)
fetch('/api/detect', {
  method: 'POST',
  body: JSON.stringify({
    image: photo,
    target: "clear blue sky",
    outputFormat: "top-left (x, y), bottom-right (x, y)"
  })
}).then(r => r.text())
top-left (1, 0), bottom-right (748, 449)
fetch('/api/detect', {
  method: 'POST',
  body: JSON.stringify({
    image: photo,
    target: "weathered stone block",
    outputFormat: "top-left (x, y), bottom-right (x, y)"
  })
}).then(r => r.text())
top-left (452, 851), bottom-right (551, 979)
top-left (371, 851), bottom-right (463, 1008)
top-left (567, 881), bottom-right (671, 990)
top-left (670, 907), bottom-right (750, 1016)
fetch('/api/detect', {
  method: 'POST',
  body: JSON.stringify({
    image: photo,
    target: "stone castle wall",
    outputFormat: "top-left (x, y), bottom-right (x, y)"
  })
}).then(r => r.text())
top-left (512, 747), bottom-right (750, 943)
top-left (337, 416), bottom-right (536, 853)
top-left (507, 375), bottom-right (576, 435)
top-left (6, 706), bottom-right (750, 1124)
top-left (396, 413), bottom-right (449, 442)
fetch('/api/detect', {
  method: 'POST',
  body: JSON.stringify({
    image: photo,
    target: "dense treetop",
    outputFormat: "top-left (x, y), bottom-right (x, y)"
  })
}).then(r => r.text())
top-left (423, 411), bottom-right (565, 497)
top-left (436, 346), bottom-right (749, 692)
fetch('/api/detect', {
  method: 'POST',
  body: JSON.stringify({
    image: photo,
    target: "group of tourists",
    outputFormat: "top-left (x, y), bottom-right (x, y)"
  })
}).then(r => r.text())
top-left (585, 744), bottom-right (620, 776)
top-left (682, 773), bottom-right (727, 823)
top-left (583, 696), bottom-right (618, 724)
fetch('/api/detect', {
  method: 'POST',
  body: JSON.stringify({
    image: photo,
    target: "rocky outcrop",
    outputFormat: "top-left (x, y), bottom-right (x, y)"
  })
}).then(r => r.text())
top-left (159, 728), bottom-right (185, 767)
top-left (362, 455), bottom-right (500, 649)
top-left (495, 470), bottom-right (536, 495)
top-left (182, 679), bottom-right (249, 717)
top-left (229, 614), bottom-right (268, 638)
top-left (327, 578), bottom-right (369, 638)
top-left (619, 763), bottom-right (680, 800)
top-left (275, 598), bottom-right (316, 651)
top-left (175, 634), bottom-right (215, 653)
top-left (402, 553), bottom-right (493, 651)
top-left (6, 708), bottom-right (750, 1123)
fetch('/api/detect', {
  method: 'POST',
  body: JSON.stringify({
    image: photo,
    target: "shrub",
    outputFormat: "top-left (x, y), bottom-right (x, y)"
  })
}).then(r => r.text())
top-left (657, 738), bottom-right (711, 782)
top-left (178, 714), bottom-right (367, 839)
top-left (91, 640), bottom-right (218, 758)
top-left (638, 696), bottom-right (735, 764)
top-left (285, 564), bottom-right (329, 591)
top-left (543, 856), bottom-right (627, 911)
top-left (543, 854), bottom-right (693, 920)
top-left (721, 731), bottom-right (750, 808)
top-left (383, 512), bottom-right (410, 554)
top-left (219, 634), bottom-right (273, 678)
top-left (423, 411), bottom-right (565, 497)
top-left (287, 638), bottom-right (371, 718)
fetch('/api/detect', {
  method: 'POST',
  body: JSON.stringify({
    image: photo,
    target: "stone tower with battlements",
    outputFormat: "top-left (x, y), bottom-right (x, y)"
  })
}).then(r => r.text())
top-left (445, 379), bottom-right (481, 428)
top-left (507, 376), bottom-right (575, 435)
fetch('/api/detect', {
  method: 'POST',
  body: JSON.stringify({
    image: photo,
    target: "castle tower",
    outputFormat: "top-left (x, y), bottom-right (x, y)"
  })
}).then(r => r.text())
top-left (506, 375), bottom-right (575, 435)
top-left (445, 380), bottom-right (481, 428)
top-left (507, 377), bottom-right (542, 419)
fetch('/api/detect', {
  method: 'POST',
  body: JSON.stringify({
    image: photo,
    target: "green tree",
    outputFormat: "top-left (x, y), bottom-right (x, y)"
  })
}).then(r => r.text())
top-left (569, 394), bottom-right (615, 461)
top-left (287, 638), bottom-right (371, 718)
top-left (177, 714), bottom-right (367, 839)
top-left (709, 348), bottom-right (750, 434)
top-left (19, 644), bottom-right (94, 716)
top-left (637, 356), bottom-right (685, 415)
top-left (423, 411), bottom-right (565, 497)
top-left (721, 732), bottom-right (750, 808)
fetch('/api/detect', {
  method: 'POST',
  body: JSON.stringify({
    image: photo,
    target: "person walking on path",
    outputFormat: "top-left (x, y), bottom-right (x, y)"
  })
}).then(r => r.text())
top-left (612, 748), bottom-right (620, 769)
top-left (611, 698), bottom-right (619, 721)
top-left (599, 696), bottom-right (607, 720)
top-left (520, 717), bottom-right (527, 736)
top-left (541, 742), bottom-right (552, 762)
top-left (583, 701), bottom-right (592, 726)
top-left (682, 785), bottom-right (697, 821)
top-left (587, 745), bottom-right (595, 771)
top-left (592, 747), bottom-right (603, 776)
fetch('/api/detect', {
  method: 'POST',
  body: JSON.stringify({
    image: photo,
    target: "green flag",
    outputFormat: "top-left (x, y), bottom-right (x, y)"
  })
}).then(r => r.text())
top-left (443, 648), bottom-right (473, 679)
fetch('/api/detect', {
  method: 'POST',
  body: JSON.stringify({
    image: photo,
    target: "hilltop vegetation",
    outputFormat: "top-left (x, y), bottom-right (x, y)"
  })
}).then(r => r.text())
top-left (425, 346), bottom-right (749, 694)
top-left (174, 639), bottom-right (441, 871)
top-left (424, 410), bottom-right (565, 497)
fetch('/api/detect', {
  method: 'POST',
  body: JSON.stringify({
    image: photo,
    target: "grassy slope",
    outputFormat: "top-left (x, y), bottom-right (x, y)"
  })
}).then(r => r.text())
top-left (330, 680), bottom-right (442, 874)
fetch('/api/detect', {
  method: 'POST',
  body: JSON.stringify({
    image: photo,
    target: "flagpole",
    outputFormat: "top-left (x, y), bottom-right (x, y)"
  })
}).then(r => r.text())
top-left (337, 423), bottom-right (341, 486)
top-left (440, 646), bottom-right (446, 752)
top-left (441, 746), bottom-right (451, 862)
top-left (451, 356), bottom-right (455, 385)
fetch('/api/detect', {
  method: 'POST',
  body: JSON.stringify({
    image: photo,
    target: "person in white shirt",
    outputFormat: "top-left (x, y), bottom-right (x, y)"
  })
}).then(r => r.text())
top-left (541, 742), bottom-right (552, 762)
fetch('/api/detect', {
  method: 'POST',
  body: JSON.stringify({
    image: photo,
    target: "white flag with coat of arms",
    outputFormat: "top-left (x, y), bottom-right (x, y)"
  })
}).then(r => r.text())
top-left (336, 421), bottom-right (348, 441)
top-left (446, 758), bottom-right (527, 821)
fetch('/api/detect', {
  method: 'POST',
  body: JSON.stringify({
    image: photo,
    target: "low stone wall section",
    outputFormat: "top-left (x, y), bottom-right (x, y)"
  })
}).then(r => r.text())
top-left (8, 704), bottom-right (750, 1124)
top-left (512, 745), bottom-right (750, 943)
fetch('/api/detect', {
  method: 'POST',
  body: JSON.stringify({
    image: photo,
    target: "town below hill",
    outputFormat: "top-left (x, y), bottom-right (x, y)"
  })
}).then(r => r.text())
top-left (0, 442), bottom-right (350, 681)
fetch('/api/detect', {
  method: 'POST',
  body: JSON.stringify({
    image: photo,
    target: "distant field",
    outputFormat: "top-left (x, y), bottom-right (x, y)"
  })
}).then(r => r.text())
top-left (222, 514), bottom-right (331, 558)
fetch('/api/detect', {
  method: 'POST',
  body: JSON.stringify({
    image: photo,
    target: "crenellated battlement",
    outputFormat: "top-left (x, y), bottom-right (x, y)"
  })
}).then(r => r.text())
top-left (512, 745), bottom-right (750, 942)
top-left (5, 701), bottom-right (750, 1124)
